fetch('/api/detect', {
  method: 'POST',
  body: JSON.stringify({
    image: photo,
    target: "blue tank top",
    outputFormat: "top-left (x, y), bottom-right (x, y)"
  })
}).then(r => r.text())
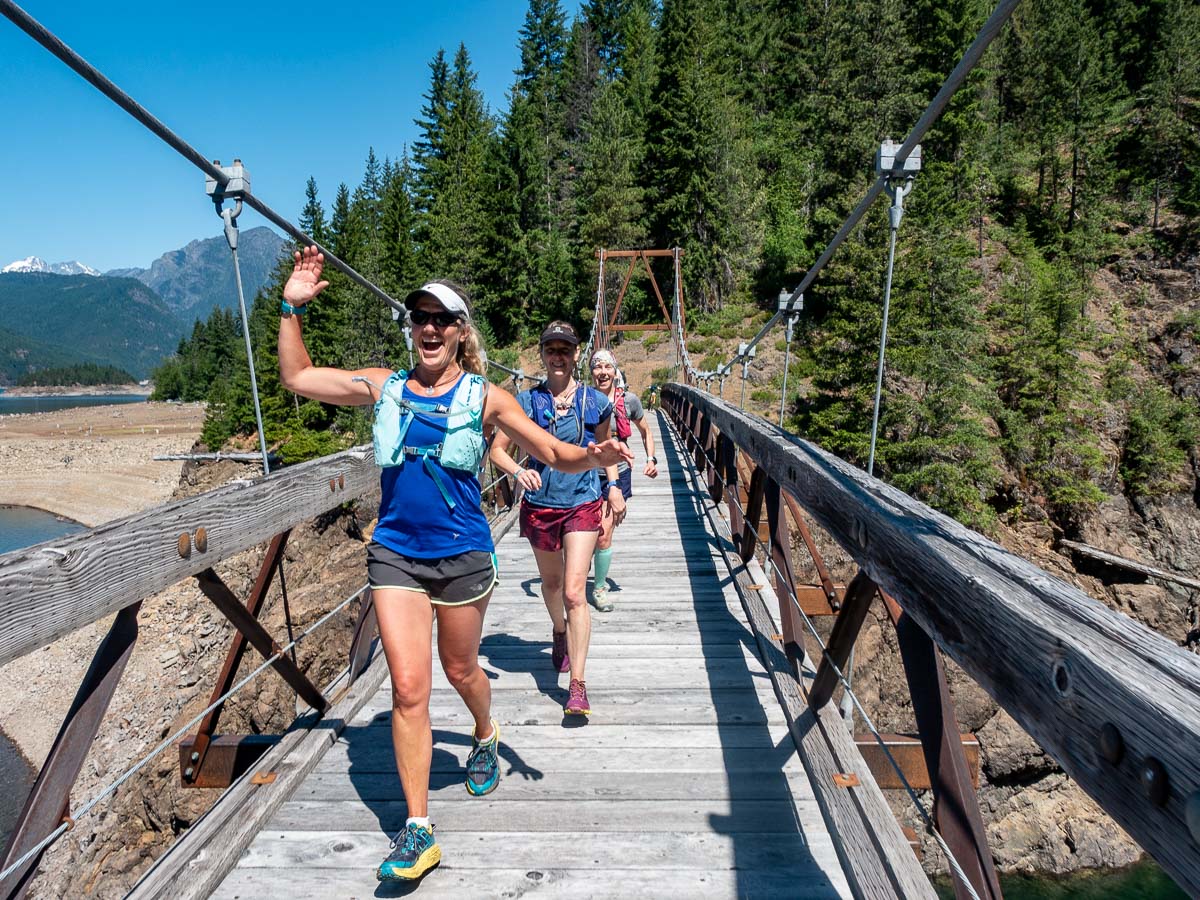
top-left (373, 374), bottom-right (494, 558)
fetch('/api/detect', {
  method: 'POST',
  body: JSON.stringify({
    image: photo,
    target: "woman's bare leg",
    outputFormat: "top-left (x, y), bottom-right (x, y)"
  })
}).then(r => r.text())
top-left (436, 591), bottom-right (494, 739)
top-left (561, 530), bottom-right (599, 680)
top-left (374, 588), bottom-right (434, 817)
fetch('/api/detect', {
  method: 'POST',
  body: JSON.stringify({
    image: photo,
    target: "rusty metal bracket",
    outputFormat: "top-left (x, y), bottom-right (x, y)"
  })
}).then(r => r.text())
top-left (0, 602), bottom-right (142, 900)
top-left (833, 772), bottom-right (861, 788)
top-left (185, 530), bottom-right (292, 786)
top-left (885, 592), bottom-right (1002, 900)
top-left (809, 572), bottom-right (878, 709)
top-left (194, 567), bottom-right (328, 715)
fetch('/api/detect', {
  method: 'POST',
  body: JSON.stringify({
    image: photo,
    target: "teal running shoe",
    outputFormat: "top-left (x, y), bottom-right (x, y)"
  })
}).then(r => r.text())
top-left (465, 719), bottom-right (501, 796)
top-left (377, 822), bottom-right (440, 881)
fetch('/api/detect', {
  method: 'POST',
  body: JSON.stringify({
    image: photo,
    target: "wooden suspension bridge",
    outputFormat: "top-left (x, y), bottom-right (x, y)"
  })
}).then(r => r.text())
top-left (1, 389), bottom-right (1198, 899)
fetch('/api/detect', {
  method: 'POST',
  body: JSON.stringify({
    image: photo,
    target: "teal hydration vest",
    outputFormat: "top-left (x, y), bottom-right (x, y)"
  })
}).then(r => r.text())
top-left (358, 371), bottom-right (488, 510)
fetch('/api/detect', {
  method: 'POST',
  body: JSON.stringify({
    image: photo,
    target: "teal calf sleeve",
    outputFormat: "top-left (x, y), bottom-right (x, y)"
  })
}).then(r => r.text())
top-left (593, 547), bottom-right (613, 589)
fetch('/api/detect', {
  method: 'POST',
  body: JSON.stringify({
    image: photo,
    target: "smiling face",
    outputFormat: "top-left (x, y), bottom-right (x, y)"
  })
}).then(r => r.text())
top-left (541, 341), bottom-right (577, 378)
top-left (413, 296), bottom-right (463, 372)
top-left (591, 359), bottom-right (616, 392)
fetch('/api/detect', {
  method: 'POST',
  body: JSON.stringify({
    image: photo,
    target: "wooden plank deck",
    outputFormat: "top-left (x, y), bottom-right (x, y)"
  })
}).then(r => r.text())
top-left (213, 414), bottom-right (851, 899)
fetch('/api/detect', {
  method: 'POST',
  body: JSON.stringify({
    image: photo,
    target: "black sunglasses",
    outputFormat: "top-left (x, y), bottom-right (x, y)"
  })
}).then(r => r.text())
top-left (409, 308), bottom-right (461, 327)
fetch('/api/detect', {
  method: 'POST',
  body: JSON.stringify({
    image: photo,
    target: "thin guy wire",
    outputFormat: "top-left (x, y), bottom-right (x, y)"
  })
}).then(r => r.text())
top-left (664, 407), bottom-right (983, 899)
top-left (0, 584), bottom-right (369, 886)
top-left (0, 0), bottom-right (406, 315)
top-left (867, 220), bottom-right (900, 478)
top-left (229, 243), bottom-right (271, 476)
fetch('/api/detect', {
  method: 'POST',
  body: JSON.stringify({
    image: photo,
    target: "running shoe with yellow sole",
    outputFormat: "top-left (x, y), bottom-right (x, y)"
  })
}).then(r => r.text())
top-left (466, 719), bottom-right (501, 796)
top-left (377, 822), bottom-right (440, 881)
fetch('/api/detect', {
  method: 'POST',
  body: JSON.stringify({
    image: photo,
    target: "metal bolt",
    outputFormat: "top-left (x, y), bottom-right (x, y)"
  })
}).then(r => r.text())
top-left (193, 526), bottom-right (208, 553)
top-left (1140, 757), bottom-right (1169, 807)
top-left (190, 751), bottom-right (200, 763)
top-left (329, 478), bottom-right (337, 492)
top-left (1098, 723), bottom-right (1124, 765)
top-left (176, 533), bottom-right (191, 558)
top-left (1186, 792), bottom-right (1200, 845)
top-left (184, 767), bottom-right (194, 779)
top-left (338, 475), bottom-right (345, 489)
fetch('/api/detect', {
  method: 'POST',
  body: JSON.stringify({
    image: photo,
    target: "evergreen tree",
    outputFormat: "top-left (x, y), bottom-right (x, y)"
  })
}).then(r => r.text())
top-left (412, 50), bottom-right (450, 220)
top-left (298, 177), bottom-right (327, 245)
top-left (422, 44), bottom-right (496, 292)
top-left (645, 0), bottom-right (762, 311)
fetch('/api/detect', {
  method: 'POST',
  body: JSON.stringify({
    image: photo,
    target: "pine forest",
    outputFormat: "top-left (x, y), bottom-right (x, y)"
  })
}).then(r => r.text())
top-left (153, 0), bottom-right (1200, 541)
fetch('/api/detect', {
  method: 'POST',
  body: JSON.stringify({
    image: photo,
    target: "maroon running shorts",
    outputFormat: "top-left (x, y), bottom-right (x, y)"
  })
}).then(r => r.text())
top-left (519, 498), bottom-right (603, 552)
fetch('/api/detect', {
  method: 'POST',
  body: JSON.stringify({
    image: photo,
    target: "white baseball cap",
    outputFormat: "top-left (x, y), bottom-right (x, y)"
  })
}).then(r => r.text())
top-left (404, 282), bottom-right (470, 320)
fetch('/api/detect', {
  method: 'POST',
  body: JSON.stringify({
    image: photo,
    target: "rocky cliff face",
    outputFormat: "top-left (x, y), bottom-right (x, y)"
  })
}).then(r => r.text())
top-left (111, 227), bottom-right (287, 325)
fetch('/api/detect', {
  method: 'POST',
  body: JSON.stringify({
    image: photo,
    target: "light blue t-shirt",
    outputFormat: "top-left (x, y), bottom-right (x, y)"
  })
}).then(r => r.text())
top-left (518, 384), bottom-right (612, 509)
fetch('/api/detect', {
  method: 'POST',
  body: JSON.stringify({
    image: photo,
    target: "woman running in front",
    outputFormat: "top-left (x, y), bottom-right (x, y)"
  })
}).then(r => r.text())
top-left (588, 349), bottom-right (658, 611)
top-left (490, 322), bottom-right (625, 717)
top-left (278, 249), bottom-right (630, 882)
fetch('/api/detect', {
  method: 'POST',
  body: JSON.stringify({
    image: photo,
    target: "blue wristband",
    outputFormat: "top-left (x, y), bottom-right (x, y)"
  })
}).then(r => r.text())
top-left (281, 300), bottom-right (308, 317)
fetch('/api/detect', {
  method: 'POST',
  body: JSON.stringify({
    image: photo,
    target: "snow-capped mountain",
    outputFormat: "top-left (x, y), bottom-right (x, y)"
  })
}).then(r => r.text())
top-left (2, 256), bottom-right (101, 276)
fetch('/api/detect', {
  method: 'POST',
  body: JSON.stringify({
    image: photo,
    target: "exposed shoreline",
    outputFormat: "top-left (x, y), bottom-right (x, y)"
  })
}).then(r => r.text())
top-left (0, 400), bottom-right (204, 527)
top-left (0, 383), bottom-right (150, 397)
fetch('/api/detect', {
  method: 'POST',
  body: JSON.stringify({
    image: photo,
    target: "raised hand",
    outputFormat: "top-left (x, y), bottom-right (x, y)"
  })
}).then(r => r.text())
top-left (282, 245), bottom-right (331, 307)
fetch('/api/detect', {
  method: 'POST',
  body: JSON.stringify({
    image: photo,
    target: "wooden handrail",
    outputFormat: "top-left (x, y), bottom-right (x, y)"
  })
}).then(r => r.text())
top-left (0, 445), bottom-right (377, 669)
top-left (664, 384), bottom-right (1200, 895)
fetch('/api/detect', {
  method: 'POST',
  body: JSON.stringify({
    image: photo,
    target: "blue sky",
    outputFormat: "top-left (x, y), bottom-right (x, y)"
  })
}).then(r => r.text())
top-left (0, 1), bottom-right (578, 272)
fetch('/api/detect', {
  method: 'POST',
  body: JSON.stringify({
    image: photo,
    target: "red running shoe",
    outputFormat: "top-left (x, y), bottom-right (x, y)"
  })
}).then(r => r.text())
top-left (564, 679), bottom-right (590, 716)
top-left (551, 630), bottom-right (570, 673)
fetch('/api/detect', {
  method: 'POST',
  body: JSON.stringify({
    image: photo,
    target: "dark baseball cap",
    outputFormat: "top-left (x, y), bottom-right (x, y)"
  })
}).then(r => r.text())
top-left (539, 322), bottom-right (580, 346)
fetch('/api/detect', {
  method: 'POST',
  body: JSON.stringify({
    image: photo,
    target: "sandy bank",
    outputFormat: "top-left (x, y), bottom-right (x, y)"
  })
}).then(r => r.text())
top-left (0, 401), bottom-right (204, 527)
top-left (1, 383), bottom-right (151, 397)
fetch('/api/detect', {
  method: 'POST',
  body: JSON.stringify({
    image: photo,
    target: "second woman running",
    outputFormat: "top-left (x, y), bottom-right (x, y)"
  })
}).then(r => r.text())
top-left (490, 322), bottom-right (624, 717)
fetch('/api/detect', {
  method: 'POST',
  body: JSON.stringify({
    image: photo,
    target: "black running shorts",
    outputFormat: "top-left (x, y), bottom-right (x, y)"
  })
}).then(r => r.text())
top-left (367, 542), bottom-right (498, 607)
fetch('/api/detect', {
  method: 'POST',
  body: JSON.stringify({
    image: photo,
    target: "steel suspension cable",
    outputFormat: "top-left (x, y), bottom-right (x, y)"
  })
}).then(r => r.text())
top-left (664, 410), bottom-right (983, 900)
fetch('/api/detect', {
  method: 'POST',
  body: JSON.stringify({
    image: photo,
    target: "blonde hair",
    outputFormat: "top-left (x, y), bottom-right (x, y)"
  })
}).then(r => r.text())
top-left (425, 279), bottom-right (488, 376)
top-left (457, 320), bottom-right (488, 376)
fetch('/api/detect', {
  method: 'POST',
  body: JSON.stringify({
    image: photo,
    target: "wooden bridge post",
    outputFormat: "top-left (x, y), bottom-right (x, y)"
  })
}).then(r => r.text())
top-left (0, 602), bottom-right (142, 900)
top-left (708, 432), bottom-right (726, 503)
top-left (885, 593), bottom-right (1003, 900)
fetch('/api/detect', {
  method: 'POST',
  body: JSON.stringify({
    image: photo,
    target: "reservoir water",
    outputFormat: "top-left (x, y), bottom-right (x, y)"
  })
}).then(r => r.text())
top-left (0, 393), bottom-right (149, 416)
top-left (0, 505), bottom-right (86, 555)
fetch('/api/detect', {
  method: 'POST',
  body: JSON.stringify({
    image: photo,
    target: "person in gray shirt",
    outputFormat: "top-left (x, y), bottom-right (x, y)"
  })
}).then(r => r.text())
top-left (589, 349), bottom-right (659, 611)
